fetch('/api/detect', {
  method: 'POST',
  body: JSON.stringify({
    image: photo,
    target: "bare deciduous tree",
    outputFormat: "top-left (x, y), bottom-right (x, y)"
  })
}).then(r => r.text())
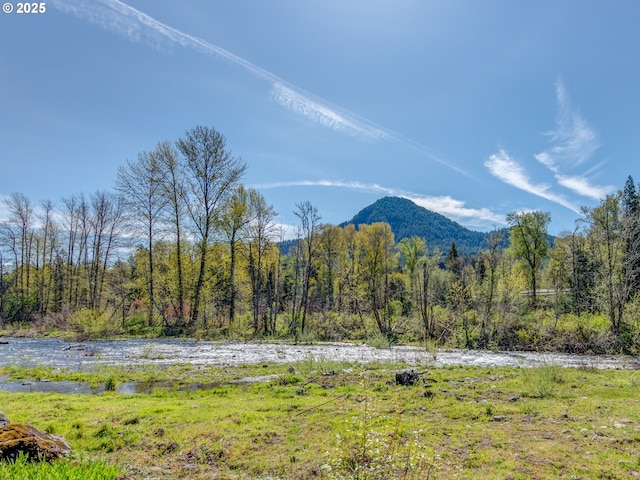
top-left (177, 126), bottom-right (246, 327)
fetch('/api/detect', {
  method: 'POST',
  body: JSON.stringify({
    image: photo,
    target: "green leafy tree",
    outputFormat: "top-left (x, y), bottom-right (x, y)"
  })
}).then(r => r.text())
top-left (359, 222), bottom-right (397, 337)
top-left (316, 224), bottom-right (345, 313)
top-left (506, 211), bottom-right (551, 307)
top-left (584, 193), bottom-right (628, 337)
top-left (398, 236), bottom-right (426, 300)
top-left (218, 185), bottom-right (254, 325)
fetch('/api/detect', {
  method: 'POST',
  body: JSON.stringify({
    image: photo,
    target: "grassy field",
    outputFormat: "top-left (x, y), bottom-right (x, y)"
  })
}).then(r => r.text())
top-left (0, 359), bottom-right (639, 479)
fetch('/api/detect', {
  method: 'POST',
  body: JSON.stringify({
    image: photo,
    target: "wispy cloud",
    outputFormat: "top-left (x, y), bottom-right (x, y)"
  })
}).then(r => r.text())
top-left (487, 81), bottom-right (613, 206)
top-left (555, 174), bottom-right (612, 200)
top-left (485, 149), bottom-right (579, 213)
top-left (534, 81), bottom-right (613, 200)
top-left (253, 179), bottom-right (505, 228)
top-left (543, 81), bottom-right (599, 167)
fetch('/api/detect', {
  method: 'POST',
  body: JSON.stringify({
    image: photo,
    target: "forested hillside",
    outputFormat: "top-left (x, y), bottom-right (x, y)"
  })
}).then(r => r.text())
top-left (1, 126), bottom-right (640, 354)
top-left (343, 196), bottom-right (505, 255)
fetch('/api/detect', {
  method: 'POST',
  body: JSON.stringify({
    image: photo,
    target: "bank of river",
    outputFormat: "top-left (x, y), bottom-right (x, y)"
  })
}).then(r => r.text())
top-left (0, 337), bottom-right (637, 370)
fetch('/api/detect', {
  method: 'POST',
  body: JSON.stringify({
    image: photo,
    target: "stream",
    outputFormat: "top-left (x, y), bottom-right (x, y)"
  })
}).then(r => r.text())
top-left (0, 337), bottom-right (637, 394)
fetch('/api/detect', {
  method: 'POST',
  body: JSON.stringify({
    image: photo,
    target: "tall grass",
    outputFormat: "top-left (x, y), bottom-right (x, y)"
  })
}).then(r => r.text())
top-left (0, 454), bottom-right (120, 480)
top-left (521, 363), bottom-right (566, 399)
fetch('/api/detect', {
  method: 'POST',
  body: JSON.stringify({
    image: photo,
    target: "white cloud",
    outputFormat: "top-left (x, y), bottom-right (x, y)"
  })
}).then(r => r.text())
top-left (555, 174), bottom-right (613, 200)
top-left (534, 80), bottom-right (613, 200)
top-left (404, 195), bottom-right (505, 227)
top-left (253, 179), bottom-right (505, 228)
top-left (485, 149), bottom-right (579, 213)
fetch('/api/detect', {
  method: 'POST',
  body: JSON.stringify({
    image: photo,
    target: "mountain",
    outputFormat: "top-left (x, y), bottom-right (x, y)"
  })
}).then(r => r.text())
top-left (343, 196), bottom-right (504, 255)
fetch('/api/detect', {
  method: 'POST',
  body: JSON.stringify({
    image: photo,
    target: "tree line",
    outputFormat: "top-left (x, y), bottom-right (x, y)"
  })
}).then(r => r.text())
top-left (1, 126), bottom-right (639, 352)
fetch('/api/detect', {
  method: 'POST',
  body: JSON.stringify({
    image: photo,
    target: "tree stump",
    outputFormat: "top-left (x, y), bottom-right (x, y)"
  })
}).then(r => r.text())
top-left (395, 370), bottom-right (421, 386)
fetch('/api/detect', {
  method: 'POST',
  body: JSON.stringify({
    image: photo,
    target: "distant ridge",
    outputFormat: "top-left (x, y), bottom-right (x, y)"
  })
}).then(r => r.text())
top-left (343, 196), bottom-right (501, 255)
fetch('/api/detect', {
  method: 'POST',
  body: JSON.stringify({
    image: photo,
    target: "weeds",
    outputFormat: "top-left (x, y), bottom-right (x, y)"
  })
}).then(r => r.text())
top-left (276, 373), bottom-right (301, 385)
top-left (104, 376), bottom-right (116, 391)
top-left (323, 381), bottom-right (434, 479)
top-left (296, 355), bottom-right (355, 376)
top-left (366, 332), bottom-right (397, 349)
top-left (521, 363), bottom-right (566, 399)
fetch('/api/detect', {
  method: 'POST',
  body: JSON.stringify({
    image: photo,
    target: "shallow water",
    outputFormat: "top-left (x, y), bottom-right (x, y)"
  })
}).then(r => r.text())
top-left (0, 377), bottom-right (261, 395)
top-left (0, 337), bottom-right (637, 395)
top-left (0, 337), bottom-right (637, 370)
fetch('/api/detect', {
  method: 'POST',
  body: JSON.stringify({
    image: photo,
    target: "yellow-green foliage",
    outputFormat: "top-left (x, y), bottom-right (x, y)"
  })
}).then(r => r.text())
top-left (67, 309), bottom-right (120, 338)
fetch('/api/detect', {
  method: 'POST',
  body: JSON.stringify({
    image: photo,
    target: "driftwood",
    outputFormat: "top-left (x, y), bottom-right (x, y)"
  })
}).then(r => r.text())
top-left (395, 370), bottom-right (428, 386)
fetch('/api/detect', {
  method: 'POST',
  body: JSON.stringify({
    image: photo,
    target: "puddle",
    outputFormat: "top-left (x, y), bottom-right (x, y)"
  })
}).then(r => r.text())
top-left (0, 378), bottom-right (101, 394)
top-left (0, 373), bottom-right (283, 395)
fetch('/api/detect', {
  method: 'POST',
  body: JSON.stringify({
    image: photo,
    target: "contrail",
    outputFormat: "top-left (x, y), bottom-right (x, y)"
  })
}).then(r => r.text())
top-left (51, 0), bottom-right (469, 175)
top-left (50, 0), bottom-right (386, 139)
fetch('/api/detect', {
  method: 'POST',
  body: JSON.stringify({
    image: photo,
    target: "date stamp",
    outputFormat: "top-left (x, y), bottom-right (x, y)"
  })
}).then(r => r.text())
top-left (3, 2), bottom-right (47, 14)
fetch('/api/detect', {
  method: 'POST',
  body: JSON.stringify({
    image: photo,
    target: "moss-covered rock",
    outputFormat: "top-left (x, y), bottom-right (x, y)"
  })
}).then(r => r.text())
top-left (0, 423), bottom-right (71, 461)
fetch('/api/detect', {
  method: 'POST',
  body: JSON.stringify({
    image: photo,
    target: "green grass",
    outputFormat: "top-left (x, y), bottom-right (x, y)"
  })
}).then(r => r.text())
top-left (0, 454), bottom-right (119, 479)
top-left (0, 362), bottom-right (639, 479)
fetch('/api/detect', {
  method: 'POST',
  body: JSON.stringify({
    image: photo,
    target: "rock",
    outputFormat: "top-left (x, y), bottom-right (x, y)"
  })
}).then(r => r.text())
top-left (0, 412), bottom-right (9, 428)
top-left (0, 424), bottom-right (71, 461)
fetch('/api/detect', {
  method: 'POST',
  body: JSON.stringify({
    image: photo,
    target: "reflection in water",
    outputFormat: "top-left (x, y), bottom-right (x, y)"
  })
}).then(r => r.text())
top-left (0, 374), bottom-right (280, 396)
top-left (0, 379), bottom-right (225, 395)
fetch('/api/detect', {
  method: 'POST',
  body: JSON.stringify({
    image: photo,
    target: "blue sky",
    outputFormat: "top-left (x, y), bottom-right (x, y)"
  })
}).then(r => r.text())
top-left (2, 0), bottom-right (639, 237)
